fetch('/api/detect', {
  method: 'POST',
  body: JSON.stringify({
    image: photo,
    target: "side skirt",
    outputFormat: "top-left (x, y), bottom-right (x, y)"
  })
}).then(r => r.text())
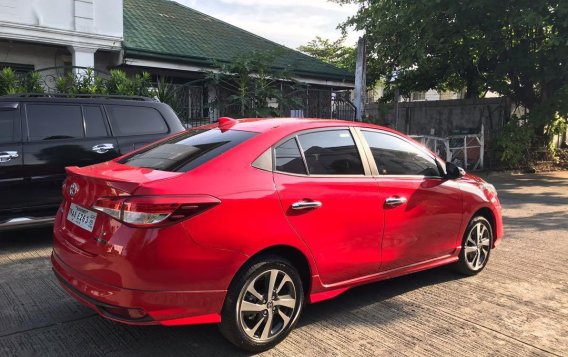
top-left (308, 255), bottom-right (459, 304)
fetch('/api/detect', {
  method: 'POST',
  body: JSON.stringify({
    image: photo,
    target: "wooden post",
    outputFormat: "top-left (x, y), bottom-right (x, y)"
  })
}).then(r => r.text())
top-left (354, 36), bottom-right (367, 122)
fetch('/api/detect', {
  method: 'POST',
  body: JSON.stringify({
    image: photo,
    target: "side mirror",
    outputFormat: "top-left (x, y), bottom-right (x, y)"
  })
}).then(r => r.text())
top-left (445, 161), bottom-right (465, 179)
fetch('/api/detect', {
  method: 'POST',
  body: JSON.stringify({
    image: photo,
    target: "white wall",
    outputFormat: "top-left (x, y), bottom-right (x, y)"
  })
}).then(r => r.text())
top-left (0, 0), bottom-right (122, 40)
top-left (0, 0), bottom-right (123, 70)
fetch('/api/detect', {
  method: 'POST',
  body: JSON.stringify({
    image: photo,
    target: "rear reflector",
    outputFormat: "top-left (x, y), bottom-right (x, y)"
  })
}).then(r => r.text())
top-left (93, 195), bottom-right (220, 228)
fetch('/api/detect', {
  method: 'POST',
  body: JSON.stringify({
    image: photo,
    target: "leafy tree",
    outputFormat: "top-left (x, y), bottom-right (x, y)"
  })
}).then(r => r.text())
top-left (206, 51), bottom-right (304, 118)
top-left (298, 35), bottom-right (357, 72)
top-left (336, 0), bottom-right (568, 128)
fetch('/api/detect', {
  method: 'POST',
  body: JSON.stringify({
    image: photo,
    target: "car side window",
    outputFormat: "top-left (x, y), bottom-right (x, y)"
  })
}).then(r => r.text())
top-left (0, 109), bottom-right (18, 144)
top-left (362, 130), bottom-right (440, 176)
top-left (106, 105), bottom-right (168, 136)
top-left (26, 104), bottom-right (84, 141)
top-left (297, 130), bottom-right (364, 175)
top-left (274, 138), bottom-right (307, 175)
top-left (83, 106), bottom-right (108, 138)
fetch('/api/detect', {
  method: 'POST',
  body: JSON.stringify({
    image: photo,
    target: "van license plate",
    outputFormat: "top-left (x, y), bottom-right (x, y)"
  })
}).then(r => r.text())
top-left (67, 203), bottom-right (97, 232)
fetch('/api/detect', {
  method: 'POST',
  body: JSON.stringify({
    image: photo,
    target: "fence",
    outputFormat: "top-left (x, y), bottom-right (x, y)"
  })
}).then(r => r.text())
top-left (25, 67), bottom-right (358, 127)
top-left (411, 125), bottom-right (485, 170)
top-left (285, 88), bottom-right (356, 121)
top-left (369, 97), bottom-right (510, 169)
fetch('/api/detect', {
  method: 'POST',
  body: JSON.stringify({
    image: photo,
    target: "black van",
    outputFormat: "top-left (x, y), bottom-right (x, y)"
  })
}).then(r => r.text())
top-left (0, 94), bottom-right (185, 230)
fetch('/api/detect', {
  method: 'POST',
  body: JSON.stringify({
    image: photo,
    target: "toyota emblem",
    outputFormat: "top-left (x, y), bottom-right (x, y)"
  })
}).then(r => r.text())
top-left (69, 183), bottom-right (79, 197)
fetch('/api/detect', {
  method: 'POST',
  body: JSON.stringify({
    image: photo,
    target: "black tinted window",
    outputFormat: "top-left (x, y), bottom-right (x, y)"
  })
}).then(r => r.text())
top-left (107, 105), bottom-right (168, 136)
top-left (362, 131), bottom-right (440, 176)
top-left (83, 106), bottom-right (108, 137)
top-left (27, 104), bottom-right (83, 141)
top-left (298, 130), bottom-right (364, 175)
top-left (275, 138), bottom-right (307, 175)
top-left (120, 129), bottom-right (257, 172)
top-left (0, 109), bottom-right (17, 143)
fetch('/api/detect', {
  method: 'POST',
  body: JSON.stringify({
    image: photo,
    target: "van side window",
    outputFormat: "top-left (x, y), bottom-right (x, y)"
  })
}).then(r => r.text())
top-left (27, 104), bottom-right (83, 141)
top-left (107, 105), bottom-right (168, 136)
top-left (83, 106), bottom-right (108, 138)
top-left (0, 109), bottom-right (18, 143)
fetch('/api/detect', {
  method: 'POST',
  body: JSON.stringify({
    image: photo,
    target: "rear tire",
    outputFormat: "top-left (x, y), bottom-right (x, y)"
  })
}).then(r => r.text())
top-left (455, 216), bottom-right (493, 276)
top-left (219, 255), bottom-right (304, 352)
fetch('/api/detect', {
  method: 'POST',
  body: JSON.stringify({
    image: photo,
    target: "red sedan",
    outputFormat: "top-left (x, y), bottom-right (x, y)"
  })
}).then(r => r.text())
top-left (52, 118), bottom-right (503, 352)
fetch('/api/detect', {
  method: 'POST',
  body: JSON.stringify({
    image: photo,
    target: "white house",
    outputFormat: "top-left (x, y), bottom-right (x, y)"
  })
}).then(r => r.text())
top-left (0, 0), bottom-right (123, 74)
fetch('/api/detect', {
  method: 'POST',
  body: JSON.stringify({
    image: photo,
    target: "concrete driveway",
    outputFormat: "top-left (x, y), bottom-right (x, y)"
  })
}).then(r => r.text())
top-left (1, 171), bottom-right (567, 356)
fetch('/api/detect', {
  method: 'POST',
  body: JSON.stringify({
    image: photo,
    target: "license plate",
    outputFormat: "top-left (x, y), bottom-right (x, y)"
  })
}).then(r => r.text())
top-left (67, 203), bottom-right (97, 232)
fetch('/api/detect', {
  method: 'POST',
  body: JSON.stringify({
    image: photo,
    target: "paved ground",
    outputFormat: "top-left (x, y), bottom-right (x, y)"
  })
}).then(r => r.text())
top-left (1, 171), bottom-right (567, 357)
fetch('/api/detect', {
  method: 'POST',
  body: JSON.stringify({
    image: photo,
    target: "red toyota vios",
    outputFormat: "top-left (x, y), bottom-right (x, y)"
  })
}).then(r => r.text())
top-left (52, 117), bottom-right (503, 352)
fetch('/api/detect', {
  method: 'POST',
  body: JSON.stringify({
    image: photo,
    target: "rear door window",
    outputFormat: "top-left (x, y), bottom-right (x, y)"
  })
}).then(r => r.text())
top-left (274, 138), bottom-right (307, 175)
top-left (297, 130), bottom-right (364, 175)
top-left (26, 104), bottom-right (83, 141)
top-left (106, 105), bottom-right (168, 136)
top-left (120, 129), bottom-right (257, 172)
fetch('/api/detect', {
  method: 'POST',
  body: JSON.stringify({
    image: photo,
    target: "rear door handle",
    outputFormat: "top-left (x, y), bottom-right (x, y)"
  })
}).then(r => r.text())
top-left (92, 143), bottom-right (114, 154)
top-left (0, 151), bottom-right (18, 163)
top-left (291, 201), bottom-right (322, 210)
top-left (384, 196), bottom-right (407, 208)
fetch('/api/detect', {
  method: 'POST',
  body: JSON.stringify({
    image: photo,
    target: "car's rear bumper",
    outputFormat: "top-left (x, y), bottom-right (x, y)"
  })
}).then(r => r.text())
top-left (52, 251), bottom-right (225, 326)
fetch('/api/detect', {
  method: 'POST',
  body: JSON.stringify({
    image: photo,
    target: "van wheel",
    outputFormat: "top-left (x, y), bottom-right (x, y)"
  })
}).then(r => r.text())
top-left (455, 216), bottom-right (493, 275)
top-left (219, 256), bottom-right (304, 352)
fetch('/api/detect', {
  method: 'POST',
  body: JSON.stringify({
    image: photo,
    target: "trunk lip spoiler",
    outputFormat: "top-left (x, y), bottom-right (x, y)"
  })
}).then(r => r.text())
top-left (64, 165), bottom-right (182, 185)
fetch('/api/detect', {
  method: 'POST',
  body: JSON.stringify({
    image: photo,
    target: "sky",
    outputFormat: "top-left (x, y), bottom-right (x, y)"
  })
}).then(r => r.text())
top-left (174, 0), bottom-right (360, 50)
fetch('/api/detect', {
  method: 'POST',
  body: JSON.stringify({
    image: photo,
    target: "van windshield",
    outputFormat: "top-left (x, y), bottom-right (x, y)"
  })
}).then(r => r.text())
top-left (119, 129), bottom-right (257, 172)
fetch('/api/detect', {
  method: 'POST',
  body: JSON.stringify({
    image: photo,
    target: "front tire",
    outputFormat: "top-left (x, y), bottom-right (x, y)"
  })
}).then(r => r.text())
top-left (219, 256), bottom-right (304, 352)
top-left (455, 216), bottom-right (493, 275)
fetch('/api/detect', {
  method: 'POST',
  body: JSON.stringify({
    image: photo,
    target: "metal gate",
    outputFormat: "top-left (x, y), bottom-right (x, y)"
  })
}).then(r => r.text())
top-left (411, 125), bottom-right (485, 170)
top-left (288, 89), bottom-right (356, 120)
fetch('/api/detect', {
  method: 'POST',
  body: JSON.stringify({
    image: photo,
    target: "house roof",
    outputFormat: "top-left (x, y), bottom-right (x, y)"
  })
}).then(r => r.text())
top-left (123, 0), bottom-right (354, 83)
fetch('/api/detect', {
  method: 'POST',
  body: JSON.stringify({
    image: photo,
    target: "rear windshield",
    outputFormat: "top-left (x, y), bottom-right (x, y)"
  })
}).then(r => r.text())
top-left (119, 129), bottom-right (257, 172)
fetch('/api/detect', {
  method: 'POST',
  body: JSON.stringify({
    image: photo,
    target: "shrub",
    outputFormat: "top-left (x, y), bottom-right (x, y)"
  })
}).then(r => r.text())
top-left (495, 115), bottom-right (535, 169)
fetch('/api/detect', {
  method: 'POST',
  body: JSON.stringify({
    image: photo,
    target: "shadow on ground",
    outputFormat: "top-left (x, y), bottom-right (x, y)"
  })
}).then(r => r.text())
top-left (0, 242), bottom-right (464, 356)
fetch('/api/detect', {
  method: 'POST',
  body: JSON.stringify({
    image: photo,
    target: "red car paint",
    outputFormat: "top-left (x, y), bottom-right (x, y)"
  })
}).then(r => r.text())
top-left (52, 118), bottom-right (504, 326)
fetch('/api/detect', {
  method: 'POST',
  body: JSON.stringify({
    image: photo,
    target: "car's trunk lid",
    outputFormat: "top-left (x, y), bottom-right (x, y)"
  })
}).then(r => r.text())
top-left (58, 161), bottom-right (182, 255)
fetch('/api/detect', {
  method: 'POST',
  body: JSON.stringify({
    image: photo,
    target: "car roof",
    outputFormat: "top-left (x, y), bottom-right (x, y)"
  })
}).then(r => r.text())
top-left (196, 117), bottom-right (398, 135)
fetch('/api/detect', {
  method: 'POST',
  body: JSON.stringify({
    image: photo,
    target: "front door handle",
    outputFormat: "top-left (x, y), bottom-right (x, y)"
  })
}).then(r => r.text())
top-left (291, 200), bottom-right (322, 210)
top-left (92, 143), bottom-right (115, 154)
top-left (384, 196), bottom-right (407, 208)
top-left (0, 151), bottom-right (18, 163)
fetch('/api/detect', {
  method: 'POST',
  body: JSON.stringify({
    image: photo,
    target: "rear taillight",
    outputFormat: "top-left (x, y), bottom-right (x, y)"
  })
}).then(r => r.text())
top-left (93, 195), bottom-right (220, 228)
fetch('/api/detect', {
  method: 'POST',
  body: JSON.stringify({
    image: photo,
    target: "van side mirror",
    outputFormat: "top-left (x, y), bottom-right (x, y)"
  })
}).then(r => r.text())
top-left (445, 161), bottom-right (465, 179)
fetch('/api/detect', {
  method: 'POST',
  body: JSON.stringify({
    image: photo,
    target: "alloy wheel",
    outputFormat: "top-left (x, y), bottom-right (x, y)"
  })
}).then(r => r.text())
top-left (464, 222), bottom-right (491, 271)
top-left (237, 269), bottom-right (297, 342)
